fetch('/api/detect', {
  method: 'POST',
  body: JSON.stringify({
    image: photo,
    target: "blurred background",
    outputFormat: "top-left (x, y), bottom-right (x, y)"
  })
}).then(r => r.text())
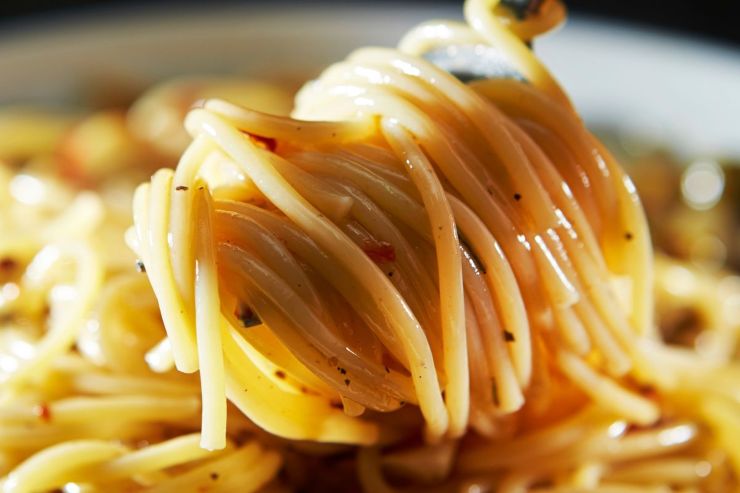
top-left (1, 0), bottom-right (740, 47)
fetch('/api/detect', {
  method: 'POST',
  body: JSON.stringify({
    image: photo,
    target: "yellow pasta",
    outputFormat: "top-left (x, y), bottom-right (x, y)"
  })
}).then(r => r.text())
top-left (0, 0), bottom-right (737, 491)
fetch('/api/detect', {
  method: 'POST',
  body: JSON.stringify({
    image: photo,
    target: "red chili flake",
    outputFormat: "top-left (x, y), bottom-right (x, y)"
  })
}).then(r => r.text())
top-left (0, 257), bottom-right (17, 272)
top-left (244, 132), bottom-right (277, 152)
top-left (638, 385), bottom-right (658, 400)
top-left (55, 143), bottom-right (89, 187)
top-left (362, 241), bottom-right (396, 264)
top-left (33, 403), bottom-right (52, 422)
top-left (625, 415), bottom-right (666, 434)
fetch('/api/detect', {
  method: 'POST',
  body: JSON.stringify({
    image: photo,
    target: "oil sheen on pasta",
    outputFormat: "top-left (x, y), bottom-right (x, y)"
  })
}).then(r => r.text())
top-left (0, 0), bottom-right (738, 492)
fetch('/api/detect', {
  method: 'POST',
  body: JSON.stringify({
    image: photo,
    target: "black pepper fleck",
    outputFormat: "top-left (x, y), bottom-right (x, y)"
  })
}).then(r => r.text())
top-left (513, 193), bottom-right (522, 201)
top-left (503, 330), bottom-right (515, 342)
top-left (175, 185), bottom-right (189, 191)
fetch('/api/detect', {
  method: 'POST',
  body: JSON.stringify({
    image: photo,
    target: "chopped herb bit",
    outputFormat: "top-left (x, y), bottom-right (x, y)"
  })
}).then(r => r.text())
top-left (175, 185), bottom-right (189, 191)
top-left (513, 193), bottom-right (522, 201)
top-left (275, 370), bottom-right (286, 379)
top-left (503, 330), bottom-right (516, 342)
top-left (135, 259), bottom-right (146, 273)
top-left (235, 304), bottom-right (261, 328)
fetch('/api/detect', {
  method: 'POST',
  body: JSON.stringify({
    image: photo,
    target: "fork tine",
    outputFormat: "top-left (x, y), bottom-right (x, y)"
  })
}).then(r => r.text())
top-left (422, 44), bottom-right (526, 83)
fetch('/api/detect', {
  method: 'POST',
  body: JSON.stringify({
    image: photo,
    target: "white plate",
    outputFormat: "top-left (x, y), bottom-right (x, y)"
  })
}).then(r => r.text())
top-left (1, 4), bottom-right (739, 158)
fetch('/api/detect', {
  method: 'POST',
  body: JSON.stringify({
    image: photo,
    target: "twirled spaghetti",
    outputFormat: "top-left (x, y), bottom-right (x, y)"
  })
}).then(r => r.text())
top-left (0, 0), bottom-right (738, 491)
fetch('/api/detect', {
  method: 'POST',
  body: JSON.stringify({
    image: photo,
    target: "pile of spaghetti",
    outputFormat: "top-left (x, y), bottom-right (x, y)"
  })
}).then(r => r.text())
top-left (1, 0), bottom-right (738, 491)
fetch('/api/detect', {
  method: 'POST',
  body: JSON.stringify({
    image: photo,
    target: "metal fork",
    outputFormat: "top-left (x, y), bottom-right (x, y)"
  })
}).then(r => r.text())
top-left (421, 0), bottom-right (540, 82)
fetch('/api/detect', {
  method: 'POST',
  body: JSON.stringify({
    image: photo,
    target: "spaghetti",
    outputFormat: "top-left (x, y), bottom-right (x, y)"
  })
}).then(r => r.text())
top-left (0, 0), bottom-right (738, 491)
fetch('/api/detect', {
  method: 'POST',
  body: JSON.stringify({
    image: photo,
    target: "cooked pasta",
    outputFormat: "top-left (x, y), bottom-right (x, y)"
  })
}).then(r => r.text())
top-left (0, 0), bottom-right (738, 491)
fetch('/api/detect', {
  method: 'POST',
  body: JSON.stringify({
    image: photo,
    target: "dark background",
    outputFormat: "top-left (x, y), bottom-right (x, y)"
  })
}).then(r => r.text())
top-left (1, 0), bottom-right (740, 48)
